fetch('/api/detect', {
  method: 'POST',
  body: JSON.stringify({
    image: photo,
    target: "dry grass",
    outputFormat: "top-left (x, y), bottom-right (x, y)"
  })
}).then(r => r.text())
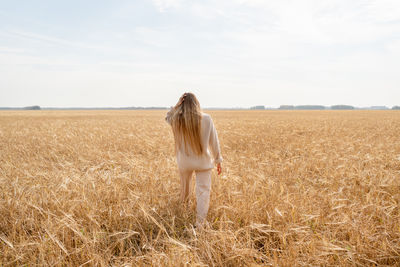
top-left (0, 110), bottom-right (399, 266)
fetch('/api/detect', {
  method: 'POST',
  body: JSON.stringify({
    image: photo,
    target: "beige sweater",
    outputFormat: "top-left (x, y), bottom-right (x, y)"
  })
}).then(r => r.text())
top-left (165, 109), bottom-right (223, 171)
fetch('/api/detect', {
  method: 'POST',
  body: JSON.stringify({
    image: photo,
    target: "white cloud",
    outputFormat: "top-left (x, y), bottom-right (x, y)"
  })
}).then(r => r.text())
top-left (0, 46), bottom-right (26, 53)
top-left (385, 39), bottom-right (400, 58)
top-left (363, 0), bottom-right (400, 23)
top-left (132, 26), bottom-right (177, 47)
top-left (151, 0), bottom-right (183, 12)
top-left (3, 29), bottom-right (111, 51)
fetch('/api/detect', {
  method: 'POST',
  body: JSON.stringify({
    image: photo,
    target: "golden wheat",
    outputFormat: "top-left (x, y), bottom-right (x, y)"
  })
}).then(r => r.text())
top-left (0, 110), bottom-right (399, 266)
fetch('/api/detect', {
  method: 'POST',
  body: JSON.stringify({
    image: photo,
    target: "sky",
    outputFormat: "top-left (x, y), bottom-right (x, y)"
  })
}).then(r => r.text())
top-left (0, 0), bottom-right (399, 108)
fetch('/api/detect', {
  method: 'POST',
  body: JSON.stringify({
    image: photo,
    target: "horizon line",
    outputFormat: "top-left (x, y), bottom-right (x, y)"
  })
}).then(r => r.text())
top-left (0, 104), bottom-right (399, 111)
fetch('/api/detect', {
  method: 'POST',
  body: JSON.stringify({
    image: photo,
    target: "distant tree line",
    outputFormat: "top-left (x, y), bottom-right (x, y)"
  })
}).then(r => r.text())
top-left (24, 105), bottom-right (41, 110)
top-left (0, 105), bottom-right (41, 110)
top-left (250, 105), bottom-right (265, 110)
top-left (45, 106), bottom-right (169, 110)
top-left (1, 105), bottom-right (400, 110)
top-left (278, 105), bottom-right (326, 110)
top-left (331, 105), bottom-right (354, 110)
top-left (277, 105), bottom-right (399, 110)
top-left (0, 106), bottom-right (168, 110)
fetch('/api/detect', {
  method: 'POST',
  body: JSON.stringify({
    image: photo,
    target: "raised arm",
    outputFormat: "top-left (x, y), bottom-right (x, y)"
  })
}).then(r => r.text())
top-left (165, 95), bottom-right (186, 124)
top-left (165, 107), bottom-right (174, 125)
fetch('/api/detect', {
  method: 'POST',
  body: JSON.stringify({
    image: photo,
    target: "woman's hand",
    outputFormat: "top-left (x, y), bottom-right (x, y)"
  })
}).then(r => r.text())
top-left (217, 163), bottom-right (222, 175)
top-left (174, 93), bottom-right (188, 109)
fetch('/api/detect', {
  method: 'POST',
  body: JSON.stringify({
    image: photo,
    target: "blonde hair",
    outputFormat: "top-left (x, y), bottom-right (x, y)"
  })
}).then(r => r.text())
top-left (171, 92), bottom-right (203, 156)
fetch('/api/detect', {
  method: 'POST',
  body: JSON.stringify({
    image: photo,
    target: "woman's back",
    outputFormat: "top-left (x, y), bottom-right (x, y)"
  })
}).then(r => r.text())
top-left (166, 109), bottom-right (222, 171)
top-left (174, 112), bottom-right (222, 171)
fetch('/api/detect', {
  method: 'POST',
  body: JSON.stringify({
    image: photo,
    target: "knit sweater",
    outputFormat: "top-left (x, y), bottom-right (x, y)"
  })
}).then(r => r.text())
top-left (165, 109), bottom-right (223, 171)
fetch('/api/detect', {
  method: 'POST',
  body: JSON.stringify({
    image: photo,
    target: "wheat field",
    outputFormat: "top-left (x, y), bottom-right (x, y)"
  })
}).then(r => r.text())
top-left (0, 110), bottom-right (399, 266)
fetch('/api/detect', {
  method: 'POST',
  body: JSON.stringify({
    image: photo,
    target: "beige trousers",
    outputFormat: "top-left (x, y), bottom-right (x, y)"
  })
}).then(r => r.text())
top-left (179, 169), bottom-right (212, 225)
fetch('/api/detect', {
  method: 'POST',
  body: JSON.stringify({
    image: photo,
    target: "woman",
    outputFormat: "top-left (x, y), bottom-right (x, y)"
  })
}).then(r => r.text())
top-left (165, 92), bottom-right (223, 227)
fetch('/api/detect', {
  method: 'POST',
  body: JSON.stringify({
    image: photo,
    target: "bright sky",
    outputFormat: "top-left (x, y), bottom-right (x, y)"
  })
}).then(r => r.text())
top-left (1, 0), bottom-right (399, 108)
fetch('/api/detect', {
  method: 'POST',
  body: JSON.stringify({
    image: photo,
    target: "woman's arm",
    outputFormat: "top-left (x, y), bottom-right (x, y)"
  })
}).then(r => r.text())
top-left (165, 96), bottom-right (185, 124)
top-left (165, 107), bottom-right (174, 125)
top-left (209, 117), bottom-right (223, 172)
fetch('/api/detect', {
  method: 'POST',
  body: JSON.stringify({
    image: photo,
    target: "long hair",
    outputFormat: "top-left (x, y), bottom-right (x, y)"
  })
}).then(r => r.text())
top-left (171, 92), bottom-right (203, 156)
